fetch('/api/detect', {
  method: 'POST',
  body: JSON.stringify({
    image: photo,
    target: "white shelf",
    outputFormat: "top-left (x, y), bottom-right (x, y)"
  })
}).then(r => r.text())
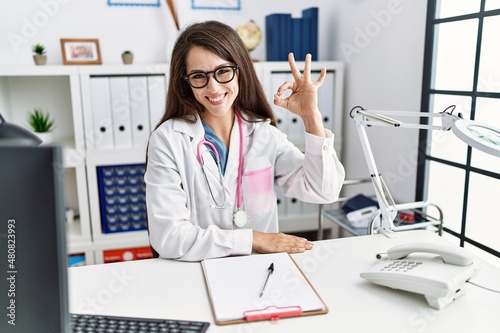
top-left (0, 65), bottom-right (79, 76)
top-left (4, 61), bottom-right (343, 264)
top-left (66, 220), bottom-right (93, 255)
top-left (279, 214), bottom-right (331, 234)
top-left (86, 147), bottom-right (147, 166)
top-left (78, 63), bottom-right (168, 75)
top-left (0, 64), bottom-right (168, 77)
top-left (92, 230), bottom-right (150, 250)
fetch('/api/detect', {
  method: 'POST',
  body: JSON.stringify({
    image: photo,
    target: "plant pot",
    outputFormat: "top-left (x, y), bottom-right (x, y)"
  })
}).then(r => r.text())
top-left (36, 132), bottom-right (53, 145)
top-left (33, 55), bottom-right (47, 65)
top-left (122, 53), bottom-right (133, 65)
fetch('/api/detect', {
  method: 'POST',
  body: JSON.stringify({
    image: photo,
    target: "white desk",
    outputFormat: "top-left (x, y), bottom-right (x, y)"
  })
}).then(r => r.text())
top-left (68, 231), bottom-right (500, 332)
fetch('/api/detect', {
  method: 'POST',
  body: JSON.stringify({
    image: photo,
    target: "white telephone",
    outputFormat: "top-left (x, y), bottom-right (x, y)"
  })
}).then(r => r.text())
top-left (360, 242), bottom-right (480, 310)
top-left (346, 206), bottom-right (378, 228)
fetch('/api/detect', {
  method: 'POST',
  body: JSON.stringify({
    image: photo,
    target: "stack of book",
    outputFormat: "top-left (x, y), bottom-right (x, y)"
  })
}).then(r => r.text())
top-left (265, 7), bottom-right (318, 61)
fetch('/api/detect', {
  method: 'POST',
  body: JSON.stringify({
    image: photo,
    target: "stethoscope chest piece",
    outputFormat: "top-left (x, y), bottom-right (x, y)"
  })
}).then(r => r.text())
top-left (233, 210), bottom-right (247, 228)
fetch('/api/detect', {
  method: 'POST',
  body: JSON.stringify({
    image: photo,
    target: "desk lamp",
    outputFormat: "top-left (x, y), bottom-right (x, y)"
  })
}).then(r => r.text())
top-left (350, 105), bottom-right (500, 238)
top-left (0, 113), bottom-right (42, 146)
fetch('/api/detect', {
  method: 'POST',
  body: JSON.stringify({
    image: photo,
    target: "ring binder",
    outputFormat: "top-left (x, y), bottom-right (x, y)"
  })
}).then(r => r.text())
top-left (244, 305), bottom-right (303, 322)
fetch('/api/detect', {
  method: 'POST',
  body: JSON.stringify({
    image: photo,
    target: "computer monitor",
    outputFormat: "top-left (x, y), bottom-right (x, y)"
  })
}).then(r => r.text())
top-left (0, 145), bottom-right (70, 332)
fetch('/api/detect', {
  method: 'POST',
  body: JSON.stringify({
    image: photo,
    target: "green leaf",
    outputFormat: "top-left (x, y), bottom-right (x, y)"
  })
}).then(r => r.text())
top-left (27, 108), bottom-right (54, 132)
top-left (32, 44), bottom-right (46, 55)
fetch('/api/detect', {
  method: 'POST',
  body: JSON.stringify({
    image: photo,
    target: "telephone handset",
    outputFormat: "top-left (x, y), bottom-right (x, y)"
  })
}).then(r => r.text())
top-left (378, 242), bottom-right (474, 266)
top-left (360, 242), bottom-right (480, 310)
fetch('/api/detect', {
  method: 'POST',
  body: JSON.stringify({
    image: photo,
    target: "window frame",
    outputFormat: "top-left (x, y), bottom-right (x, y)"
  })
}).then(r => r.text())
top-left (418, 0), bottom-right (500, 259)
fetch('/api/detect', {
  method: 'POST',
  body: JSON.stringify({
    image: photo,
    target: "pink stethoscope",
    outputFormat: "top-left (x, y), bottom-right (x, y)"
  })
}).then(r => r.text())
top-left (196, 111), bottom-right (247, 227)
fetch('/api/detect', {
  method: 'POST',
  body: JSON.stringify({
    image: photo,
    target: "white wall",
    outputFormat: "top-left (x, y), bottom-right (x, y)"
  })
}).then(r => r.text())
top-left (0, 0), bottom-right (427, 203)
top-left (331, 0), bottom-right (428, 203)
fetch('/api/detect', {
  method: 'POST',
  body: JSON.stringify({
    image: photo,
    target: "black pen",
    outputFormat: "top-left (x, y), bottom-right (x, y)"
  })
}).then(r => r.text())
top-left (259, 263), bottom-right (274, 297)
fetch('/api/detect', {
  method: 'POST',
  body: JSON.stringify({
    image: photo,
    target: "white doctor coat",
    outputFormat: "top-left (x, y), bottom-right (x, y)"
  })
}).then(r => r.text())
top-left (145, 114), bottom-right (345, 261)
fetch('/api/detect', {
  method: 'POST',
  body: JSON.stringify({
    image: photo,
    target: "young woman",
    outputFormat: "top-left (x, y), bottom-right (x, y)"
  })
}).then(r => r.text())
top-left (145, 20), bottom-right (345, 261)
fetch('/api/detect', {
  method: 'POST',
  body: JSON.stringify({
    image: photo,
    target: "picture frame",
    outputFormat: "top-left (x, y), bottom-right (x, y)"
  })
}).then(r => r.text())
top-left (192, 0), bottom-right (241, 11)
top-left (60, 38), bottom-right (102, 65)
top-left (107, 0), bottom-right (160, 6)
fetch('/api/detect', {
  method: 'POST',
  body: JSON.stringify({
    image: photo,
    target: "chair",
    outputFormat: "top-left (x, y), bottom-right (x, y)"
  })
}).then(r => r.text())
top-left (145, 212), bottom-right (160, 258)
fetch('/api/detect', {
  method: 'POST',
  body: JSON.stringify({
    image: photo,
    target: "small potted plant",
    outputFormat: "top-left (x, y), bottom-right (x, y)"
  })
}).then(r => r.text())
top-left (32, 44), bottom-right (47, 65)
top-left (27, 108), bottom-right (55, 144)
top-left (121, 50), bottom-right (133, 65)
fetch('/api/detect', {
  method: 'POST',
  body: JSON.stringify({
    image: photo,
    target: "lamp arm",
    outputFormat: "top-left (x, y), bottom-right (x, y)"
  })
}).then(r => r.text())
top-left (351, 104), bottom-right (500, 236)
top-left (353, 113), bottom-right (398, 236)
top-left (350, 106), bottom-right (459, 237)
top-left (355, 108), bottom-right (461, 130)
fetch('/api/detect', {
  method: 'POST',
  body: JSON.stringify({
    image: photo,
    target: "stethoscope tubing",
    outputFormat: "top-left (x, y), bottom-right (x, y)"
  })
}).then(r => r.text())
top-left (196, 110), bottom-right (244, 211)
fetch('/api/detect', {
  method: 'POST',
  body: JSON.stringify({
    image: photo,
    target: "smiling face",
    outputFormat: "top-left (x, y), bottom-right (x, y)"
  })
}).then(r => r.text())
top-left (186, 46), bottom-right (239, 123)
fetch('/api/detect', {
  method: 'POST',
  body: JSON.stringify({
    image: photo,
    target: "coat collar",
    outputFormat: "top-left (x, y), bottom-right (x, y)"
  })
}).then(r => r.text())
top-left (171, 112), bottom-right (256, 143)
top-left (172, 116), bottom-right (205, 142)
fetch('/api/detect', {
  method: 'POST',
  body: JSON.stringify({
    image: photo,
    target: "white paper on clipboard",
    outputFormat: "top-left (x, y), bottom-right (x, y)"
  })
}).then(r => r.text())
top-left (201, 252), bottom-right (327, 324)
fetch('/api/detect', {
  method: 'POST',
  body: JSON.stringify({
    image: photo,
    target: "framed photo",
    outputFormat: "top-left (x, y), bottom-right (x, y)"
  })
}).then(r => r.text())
top-left (60, 38), bottom-right (102, 65)
top-left (192, 0), bottom-right (241, 10)
top-left (107, 0), bottom-right (160, 6)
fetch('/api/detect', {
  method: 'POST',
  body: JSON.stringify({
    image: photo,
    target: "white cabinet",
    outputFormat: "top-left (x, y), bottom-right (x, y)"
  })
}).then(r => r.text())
top-left (79, 64), bottom-right (168, 264)
top-left (255, 61), bottom-right (344, 233)
top-left (0, 61), bottom-right (343, 264)
top-left (0, 65), bottom-right (93, 262)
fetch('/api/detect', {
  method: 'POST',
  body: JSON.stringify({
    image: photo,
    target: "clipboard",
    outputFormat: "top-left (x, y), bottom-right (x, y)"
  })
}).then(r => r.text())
top-left (201, 252), bottom-right (328, 325)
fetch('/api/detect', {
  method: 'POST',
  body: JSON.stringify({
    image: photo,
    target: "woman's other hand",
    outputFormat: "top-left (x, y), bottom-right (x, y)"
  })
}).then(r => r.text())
top-left (252, 230), bottom-right (314, 254)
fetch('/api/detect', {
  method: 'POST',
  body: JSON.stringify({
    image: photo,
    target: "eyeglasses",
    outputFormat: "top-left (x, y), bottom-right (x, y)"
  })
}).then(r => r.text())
top-left (184, 65), bottom-right (238, 89)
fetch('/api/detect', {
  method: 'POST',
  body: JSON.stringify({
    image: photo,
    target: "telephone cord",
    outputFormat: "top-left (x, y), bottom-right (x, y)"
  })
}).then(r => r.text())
top-left (467, 280), bottom-right (500, 294)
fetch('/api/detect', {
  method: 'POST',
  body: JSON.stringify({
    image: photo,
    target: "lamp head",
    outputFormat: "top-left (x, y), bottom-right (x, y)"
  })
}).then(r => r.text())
top-left (0, 113), bottom-right (42, 146)
top-left (438, 105), bottom-right (500, 157)
top-left (451, 119), bottom-right (500, 158)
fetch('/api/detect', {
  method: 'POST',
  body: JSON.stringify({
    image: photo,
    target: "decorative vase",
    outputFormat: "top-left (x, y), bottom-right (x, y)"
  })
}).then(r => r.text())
top-left (33, 55), bottom-right (47, 65)
top-left (122, 53), bottom-right (133, 65)
top-left (36, 132), bottom-right (53, 145)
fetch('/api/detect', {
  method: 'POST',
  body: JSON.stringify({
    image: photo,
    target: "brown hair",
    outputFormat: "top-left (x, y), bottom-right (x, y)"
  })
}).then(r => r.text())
top-left (154, 20), bottom-right (276, 129)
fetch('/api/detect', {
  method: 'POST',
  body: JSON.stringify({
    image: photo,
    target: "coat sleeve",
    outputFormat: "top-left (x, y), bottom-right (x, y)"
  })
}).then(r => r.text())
top-left (274, 128), bottom-right (345, 203)
top-left (144, 129), bottom-right (253, 261)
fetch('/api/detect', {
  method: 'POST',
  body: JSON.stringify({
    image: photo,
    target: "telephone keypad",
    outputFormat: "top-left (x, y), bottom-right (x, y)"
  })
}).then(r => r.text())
top-left (380, 260), bottom-right (423, 272)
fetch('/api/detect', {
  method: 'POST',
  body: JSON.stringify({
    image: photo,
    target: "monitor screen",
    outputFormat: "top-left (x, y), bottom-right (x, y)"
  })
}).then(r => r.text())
top-left (0, 145), bottom-right (70, 332)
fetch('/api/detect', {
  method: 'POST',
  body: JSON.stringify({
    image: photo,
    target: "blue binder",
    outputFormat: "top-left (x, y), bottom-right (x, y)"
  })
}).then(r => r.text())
top-left (266, 13), bottom-right (292, 61)
top-left (302, 7), bottom-right (318, 60)
top-left (265, 8), bottom-right (318, 61)
top-left (291, 18), bottom-right (303, 60)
